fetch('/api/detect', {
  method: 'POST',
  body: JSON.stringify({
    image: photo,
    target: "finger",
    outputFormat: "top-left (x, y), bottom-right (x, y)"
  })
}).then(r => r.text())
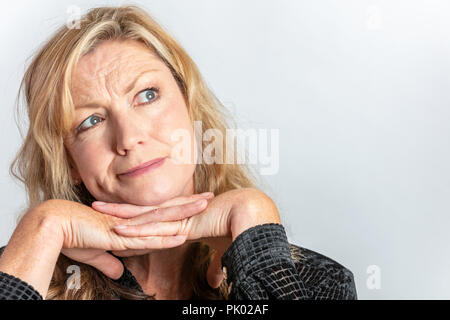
top-left (119, 234), bottom-right (187, 250)
top-left (91, 192), bottom-right (214, 219)
top-left (113, 221), bottom-right (183, 237)
top-left (92, 202), bottom-right (158, 219)
top-left (159, 192), bottom-right (214, 208)
top-left (82, 252), bottom-right (124, 280)
top-left (110, 249), bottom-right (153, 257)
top-left (125, 198), bottom-right (208, 225)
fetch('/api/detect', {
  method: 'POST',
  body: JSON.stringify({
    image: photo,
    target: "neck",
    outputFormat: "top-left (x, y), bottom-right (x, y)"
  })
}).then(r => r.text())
top-left (123, 242), bottom-right (194, 300)
top-left (123, 177), bottom-right (197, 299)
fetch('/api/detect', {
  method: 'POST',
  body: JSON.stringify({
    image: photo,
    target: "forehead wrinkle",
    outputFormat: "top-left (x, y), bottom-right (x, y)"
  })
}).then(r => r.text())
top-left (74, 65), bottom-right (164, 109)
top-left (71, 42), bottom-right (164, 107)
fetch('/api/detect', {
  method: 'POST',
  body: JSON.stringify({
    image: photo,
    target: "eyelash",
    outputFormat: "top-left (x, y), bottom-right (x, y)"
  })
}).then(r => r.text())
top-left (76, 87), bottom-right (160, 134)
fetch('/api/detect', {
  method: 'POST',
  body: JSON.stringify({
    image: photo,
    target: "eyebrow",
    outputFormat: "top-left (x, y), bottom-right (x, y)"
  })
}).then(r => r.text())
top-left (74, 69), bottom-right (160, 110)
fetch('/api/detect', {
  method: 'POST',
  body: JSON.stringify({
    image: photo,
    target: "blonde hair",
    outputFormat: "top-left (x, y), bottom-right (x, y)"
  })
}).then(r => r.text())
top-left (10, 5), bottom-right (264, 299)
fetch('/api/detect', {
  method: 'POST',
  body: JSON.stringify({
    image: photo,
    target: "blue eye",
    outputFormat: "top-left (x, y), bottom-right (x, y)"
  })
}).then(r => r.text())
top-left (77, 115), bottom-right (103, 133)
top-left (136, 87), bottom-right (159, 105)
top-left (76, 87), bottom-right (160, 134)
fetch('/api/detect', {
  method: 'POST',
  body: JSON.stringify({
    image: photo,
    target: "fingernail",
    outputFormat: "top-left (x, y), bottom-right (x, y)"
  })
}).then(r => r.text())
top-left (94, 201), bottom-right (106, 206)
top-left (174, 235), bottom-right (186, 241)
top-left (194, 199), bottom-right (206, 205)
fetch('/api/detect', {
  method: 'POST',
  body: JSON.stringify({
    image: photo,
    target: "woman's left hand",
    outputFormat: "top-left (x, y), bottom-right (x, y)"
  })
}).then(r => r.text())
top-left (92, 187), bottom-right (282, 289)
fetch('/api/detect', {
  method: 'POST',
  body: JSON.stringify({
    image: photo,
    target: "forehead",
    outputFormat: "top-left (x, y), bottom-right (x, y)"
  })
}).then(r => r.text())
top-left (70, 40), bottom-right (164, 95)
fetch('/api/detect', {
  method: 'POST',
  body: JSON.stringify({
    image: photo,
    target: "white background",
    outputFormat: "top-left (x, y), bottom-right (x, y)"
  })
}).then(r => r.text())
top-left (0, 0), bottom-right (449, 299)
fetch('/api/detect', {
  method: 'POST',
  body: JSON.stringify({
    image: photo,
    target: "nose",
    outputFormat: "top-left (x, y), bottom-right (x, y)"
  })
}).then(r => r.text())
top-left (112, 111), bottom-right (147, 156)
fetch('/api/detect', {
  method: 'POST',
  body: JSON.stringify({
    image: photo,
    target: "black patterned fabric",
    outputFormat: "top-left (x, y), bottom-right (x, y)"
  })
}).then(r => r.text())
top-left (0, 270), bottom-right (43, 300)
top-left (220, 223), bottom-right (357, 300)
top-left (0, 223), bottom-right (357, 300)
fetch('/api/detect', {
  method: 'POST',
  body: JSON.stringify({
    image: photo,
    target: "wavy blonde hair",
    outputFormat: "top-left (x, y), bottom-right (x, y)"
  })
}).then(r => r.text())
top-left (10, 5), bottom-right (265, 299)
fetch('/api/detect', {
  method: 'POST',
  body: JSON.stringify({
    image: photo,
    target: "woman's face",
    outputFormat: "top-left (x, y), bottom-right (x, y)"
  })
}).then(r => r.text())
top-left (64, 39), bottom-right (196, 205)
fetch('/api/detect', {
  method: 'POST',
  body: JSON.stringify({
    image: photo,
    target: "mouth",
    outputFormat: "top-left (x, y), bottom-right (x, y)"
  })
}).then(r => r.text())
top-left (118, 157), bottom-right (167, 178)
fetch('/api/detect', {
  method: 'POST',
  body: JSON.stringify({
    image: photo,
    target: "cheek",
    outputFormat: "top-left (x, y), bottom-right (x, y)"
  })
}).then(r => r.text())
top-left (71, 143), bottom-right (110, 177)
top-left (155, 96), bottom-right (193, 150)
top-left (154, 101), bottom-right (196, 178)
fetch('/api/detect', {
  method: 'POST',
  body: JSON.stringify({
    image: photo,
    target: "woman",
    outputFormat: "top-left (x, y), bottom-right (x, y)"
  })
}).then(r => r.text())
top-left (0, 5), bottom-right (357, 300)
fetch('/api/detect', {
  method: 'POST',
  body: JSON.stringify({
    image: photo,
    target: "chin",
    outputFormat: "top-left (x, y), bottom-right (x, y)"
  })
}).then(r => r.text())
top-left (118, 166), bottom-right (194, 205)
top-left (122, 184), bottom-right (181, 206)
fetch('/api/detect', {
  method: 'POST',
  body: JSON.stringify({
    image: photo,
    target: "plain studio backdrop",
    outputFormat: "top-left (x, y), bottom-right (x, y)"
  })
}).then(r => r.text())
top-left (0, 0), bottom-right (449, 300)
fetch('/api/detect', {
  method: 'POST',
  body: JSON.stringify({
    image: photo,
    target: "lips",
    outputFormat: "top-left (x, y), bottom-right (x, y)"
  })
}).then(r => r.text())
top-left (119, 157), bottom-right (167, 176)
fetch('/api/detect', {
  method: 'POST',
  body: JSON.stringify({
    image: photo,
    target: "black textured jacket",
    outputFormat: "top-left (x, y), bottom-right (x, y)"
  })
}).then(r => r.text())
top-left (0, 223), bottom-right (357, 300)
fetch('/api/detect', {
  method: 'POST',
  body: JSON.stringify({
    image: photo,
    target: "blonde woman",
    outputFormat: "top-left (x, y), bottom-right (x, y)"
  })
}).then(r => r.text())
top-left (0, 5), bottom-right (357, 300)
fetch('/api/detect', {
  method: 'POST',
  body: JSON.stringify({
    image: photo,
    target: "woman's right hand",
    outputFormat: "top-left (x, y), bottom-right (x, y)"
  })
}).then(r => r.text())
top-left (34, 192), bottom-right (214, 279)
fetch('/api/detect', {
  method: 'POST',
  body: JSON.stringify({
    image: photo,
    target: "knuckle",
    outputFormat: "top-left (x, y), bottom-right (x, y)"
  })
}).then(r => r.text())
top-left (152, 207), bottom-right (161, 216)
top-left (123, 217), bottom-right (132, 225)
top-left (144, 205), bottom-right (158, 212)
top-left (110, 216), bottom-right (124, 224)
top-left (178, 217), bottom-right (190, 235)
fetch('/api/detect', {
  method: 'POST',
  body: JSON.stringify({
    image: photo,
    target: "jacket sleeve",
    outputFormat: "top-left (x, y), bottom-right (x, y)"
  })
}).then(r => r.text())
top-left (221, 223), bottom-right (311, 299)
top-left (221, 223), bottom-right (357, 300)
top-left (298, 250), bottom-right (358, 300)
top-left (0, 246), bottom-right (43, 300)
